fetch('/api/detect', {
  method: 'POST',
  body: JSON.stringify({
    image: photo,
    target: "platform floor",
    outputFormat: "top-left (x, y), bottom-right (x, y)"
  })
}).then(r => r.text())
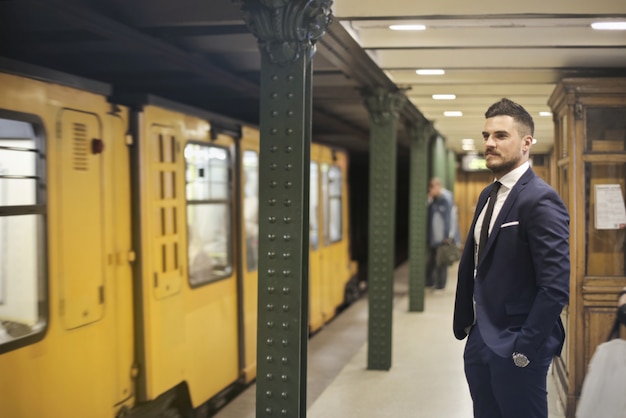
top-left (213, 262), bottom-right (566, 418)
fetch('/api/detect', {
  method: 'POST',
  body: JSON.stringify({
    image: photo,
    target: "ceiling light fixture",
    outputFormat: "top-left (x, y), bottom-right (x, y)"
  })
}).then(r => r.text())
top-left (416, 69), bottom-right (445, 75)
top-left (591, 21), bottom-right (626, 30)
top-left (444, 111), bottom-right (462, 117)
top-left (539, 111), bottom-right (552, 117)
top-left (389, 24), bottom-right (426, 31)
top-left (432, 94), bottom-right (456, 100)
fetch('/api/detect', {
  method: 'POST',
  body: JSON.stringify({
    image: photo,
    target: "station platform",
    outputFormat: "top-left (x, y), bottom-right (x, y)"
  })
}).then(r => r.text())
top-left (213, 262), bottom-right (566, 418)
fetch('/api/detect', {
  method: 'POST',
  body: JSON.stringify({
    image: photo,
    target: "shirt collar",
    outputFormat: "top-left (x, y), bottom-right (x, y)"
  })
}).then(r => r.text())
top-left (494, 161), bottom-right (530, 190)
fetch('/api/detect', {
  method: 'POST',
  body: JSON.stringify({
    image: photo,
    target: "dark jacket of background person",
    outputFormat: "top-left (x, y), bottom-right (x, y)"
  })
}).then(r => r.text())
top-left (428, 187), bottom-right (454, 249)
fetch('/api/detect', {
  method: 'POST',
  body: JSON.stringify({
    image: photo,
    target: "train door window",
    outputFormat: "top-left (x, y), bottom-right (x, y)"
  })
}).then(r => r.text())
top-left (185, 143), bottom-right (232, 285)
top-left (310, 162), bottom-right (319, 250)
top-left (0, 115), bottom-right (47, 353)
top-left (321, 163), bottom-right (343, 246)
top-left (243, 150), bottom-right (258, 271)
top-left (328, 165), bottom-right (343, 243)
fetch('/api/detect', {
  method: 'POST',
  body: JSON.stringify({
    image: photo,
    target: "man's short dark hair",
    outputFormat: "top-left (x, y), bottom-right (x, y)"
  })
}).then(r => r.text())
top-left (485, 98), bottom-right (534, 137)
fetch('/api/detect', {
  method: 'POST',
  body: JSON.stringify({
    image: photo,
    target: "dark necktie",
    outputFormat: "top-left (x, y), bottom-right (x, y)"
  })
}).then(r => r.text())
top-left (478, 181), bottom-right (501, 261)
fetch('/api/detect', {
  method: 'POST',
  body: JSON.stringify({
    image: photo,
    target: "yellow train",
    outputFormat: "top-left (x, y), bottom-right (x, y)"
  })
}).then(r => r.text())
top-left (0, 60), bottom-right (358, 418)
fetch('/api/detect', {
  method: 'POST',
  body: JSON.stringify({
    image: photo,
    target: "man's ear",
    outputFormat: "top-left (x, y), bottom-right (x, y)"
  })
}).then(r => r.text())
top-left (522, 135), bottom-right (533, 152)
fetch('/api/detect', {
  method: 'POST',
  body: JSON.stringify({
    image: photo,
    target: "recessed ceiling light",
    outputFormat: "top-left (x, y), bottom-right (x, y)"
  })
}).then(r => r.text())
top-left (444, 111), bottom-right (462, 117)
top-left (432, 94), bottom-right (456, 100)
top-left (461, 138), bottom-right (475, 145)
top-left (416, 69), bottom-right (445, 75)
top-left (532, 138), bottom-right (538, 144)
top-left (591, 21), bottom-right (626, 30)
top-left (390, 24), bottom-right (426, 31)
top-left (539, 111), bottom-right (552, 117)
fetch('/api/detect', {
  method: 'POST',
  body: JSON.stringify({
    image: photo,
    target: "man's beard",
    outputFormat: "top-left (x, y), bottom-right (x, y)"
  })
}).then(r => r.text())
top-left (486, 154), bottom-right (521, 175)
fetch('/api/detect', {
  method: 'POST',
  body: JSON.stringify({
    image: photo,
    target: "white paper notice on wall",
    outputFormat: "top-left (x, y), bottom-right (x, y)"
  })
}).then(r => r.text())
top-left (595, 184), bottom-right (626, 230)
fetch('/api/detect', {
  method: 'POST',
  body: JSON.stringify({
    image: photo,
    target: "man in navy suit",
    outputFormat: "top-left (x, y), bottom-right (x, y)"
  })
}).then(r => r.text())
top-left (453, 98), bottom-right (570, 418)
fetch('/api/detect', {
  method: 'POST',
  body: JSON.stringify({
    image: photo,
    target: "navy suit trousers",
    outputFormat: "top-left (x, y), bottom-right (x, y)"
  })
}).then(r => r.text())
top-left (464, 325), bottom-right (559, 418)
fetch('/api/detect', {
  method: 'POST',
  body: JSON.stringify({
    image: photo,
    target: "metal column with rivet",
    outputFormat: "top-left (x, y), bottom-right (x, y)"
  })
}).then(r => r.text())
top-left (407, 122), bottom-right (432, 312)
top-left (240, 1), bottom-right (332, 417)
top-left (429, 134), bottom-right (448, 183)
top-left (362, 87), bottom-right (406, 370)
top-left (446, 148), bottom-right (457, 194)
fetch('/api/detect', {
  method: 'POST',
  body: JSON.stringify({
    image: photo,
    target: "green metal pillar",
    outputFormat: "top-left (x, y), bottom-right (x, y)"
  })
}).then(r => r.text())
top-left (241, 1), bottom-right (332, 417)
top-left (429, 134), bottom-right (447, 184)
top-left (362, 87), bottom-right (405, 370)
top-left (407, 122), bottom-right (432, 312)
top-left (446, 148), bottom-right (456, 194)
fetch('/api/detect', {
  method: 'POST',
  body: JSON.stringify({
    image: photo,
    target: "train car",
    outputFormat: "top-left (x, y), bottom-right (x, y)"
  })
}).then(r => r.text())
top-left (0, 60), bottom-right (358, 418)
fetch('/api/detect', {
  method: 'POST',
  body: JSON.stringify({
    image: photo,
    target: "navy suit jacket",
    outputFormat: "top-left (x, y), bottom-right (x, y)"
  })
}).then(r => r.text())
top-left (453, 168), bottom-right (570, 361)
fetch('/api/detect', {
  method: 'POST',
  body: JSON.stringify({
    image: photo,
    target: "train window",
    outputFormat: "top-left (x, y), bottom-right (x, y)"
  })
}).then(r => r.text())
top-left (185, 143), bottom-right (232, 285)
top-left (310, 162), bottom-right (319, 250)
top-left (243, 150), bottom-right (259, 271)
top-left (328, 165), bottom-right (343, 243)
top-left (321, 163), bottom-right (343, 245)
top-left (0, 115), bottom-right (47, 353)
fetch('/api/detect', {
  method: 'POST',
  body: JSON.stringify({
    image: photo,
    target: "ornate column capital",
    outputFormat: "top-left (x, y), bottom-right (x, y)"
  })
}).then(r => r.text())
top-left (240, 0), bottom-right (333, 66)
top-left (361, 87), bottom-right (406, 126)
top-left (406, 119), bottom-right (432, 140)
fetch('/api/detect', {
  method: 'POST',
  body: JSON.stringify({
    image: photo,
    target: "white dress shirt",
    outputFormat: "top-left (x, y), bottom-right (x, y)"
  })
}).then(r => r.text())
top-left (473, 161), bottom-right (530, 267)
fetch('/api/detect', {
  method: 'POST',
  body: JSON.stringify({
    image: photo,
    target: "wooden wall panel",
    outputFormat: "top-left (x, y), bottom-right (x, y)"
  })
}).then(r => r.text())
top-left (454, 169), bottom-right (493, 246)
top-left (582, 306), bottom-right (617, 369)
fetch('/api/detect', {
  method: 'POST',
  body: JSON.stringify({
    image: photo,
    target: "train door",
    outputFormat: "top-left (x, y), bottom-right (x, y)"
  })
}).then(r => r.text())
top-left (135, 104), bottom-right (240, 408)
top-left (239, 126), bottom-right (259, 382)
top-left (56, 105), bottom-right (135, 413)
top-left (57, 110), bottom-right (105, 328)
top-left (309, 144), bottom-right (324, 332)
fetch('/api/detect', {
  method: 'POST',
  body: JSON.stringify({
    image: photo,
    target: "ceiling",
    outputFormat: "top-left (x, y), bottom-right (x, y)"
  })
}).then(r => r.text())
top-left (1, 0), bottom-right (626, 157)
top-left (334, 0), bottom-right (626, 155)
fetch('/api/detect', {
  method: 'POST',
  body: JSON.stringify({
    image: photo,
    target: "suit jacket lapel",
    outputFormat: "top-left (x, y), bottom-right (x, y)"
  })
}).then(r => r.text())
top-left (481, 168), bottom-right (535, 260)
